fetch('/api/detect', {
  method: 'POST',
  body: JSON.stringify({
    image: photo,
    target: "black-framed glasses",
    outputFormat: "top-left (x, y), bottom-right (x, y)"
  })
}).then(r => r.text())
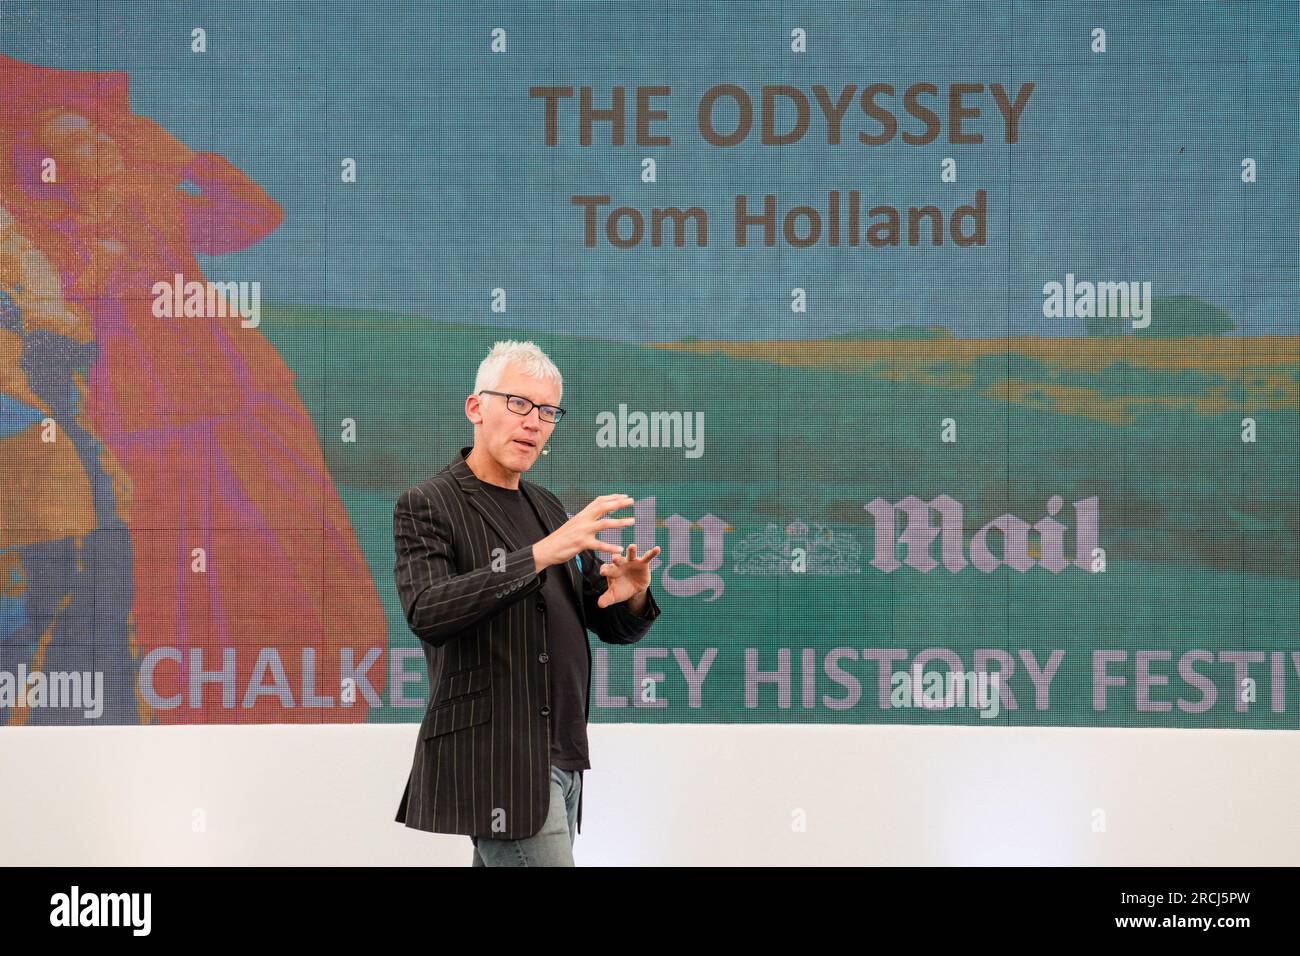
top-left (478, 389), bottom-right (566, 424)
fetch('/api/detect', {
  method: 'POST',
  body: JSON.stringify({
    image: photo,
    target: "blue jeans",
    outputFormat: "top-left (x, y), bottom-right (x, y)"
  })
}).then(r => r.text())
top-left (471, 765), bottom-right (582, 866)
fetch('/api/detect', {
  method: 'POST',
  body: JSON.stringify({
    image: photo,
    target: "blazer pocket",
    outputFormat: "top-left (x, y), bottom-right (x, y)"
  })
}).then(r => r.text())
top-left (422, 691), bottom-right (491, 739)
top-left (435, 665), bottom-right (491, 702)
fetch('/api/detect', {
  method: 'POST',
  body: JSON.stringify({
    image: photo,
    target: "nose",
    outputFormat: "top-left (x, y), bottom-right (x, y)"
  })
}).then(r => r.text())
top-left (521, 406), bottom-right (551, 428)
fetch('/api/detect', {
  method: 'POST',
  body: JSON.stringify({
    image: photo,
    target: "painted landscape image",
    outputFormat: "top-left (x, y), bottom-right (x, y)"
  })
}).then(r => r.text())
top-left (2, 3), bottom-right (1296, 729)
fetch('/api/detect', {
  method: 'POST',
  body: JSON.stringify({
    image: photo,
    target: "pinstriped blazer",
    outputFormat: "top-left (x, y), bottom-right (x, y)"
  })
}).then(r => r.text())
top-left (393, 445), bottom-right (661, 840)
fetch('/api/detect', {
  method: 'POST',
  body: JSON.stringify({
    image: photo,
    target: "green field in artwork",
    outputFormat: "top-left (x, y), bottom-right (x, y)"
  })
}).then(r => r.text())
top-left (263, 303), bottom-right (1300, 729)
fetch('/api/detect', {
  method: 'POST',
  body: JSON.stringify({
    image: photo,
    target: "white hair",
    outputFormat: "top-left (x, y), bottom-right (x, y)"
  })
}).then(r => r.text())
top-left (473, 340), bottom-right (563, 401)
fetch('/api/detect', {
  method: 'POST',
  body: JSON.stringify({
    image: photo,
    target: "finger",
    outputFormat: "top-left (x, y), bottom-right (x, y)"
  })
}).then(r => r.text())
top-left (590, 538), bottom-right (624, 555)
top-left (584, 497), bottom-right (630, 519)
top-left (636, 545), bottom-right (662, 562)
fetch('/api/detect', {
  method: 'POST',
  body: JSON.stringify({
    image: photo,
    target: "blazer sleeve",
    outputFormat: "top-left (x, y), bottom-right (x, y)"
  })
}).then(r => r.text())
top-left (579, 546), bottom-right (662, 646)
top-left (393, 484), bottom-right (543, 647)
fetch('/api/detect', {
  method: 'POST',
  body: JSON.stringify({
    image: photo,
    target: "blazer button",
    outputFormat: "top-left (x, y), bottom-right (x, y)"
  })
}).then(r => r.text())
top-left (536, 599), bottom-right (546, 612)
top-left (538, 652), bottom-right (549, 664)
top-left (540, 706), bottom-right (551, 716)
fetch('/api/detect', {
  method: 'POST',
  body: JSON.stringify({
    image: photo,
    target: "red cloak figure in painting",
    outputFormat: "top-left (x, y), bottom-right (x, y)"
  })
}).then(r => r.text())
top-left (0, 55), bottom-right (388, 723)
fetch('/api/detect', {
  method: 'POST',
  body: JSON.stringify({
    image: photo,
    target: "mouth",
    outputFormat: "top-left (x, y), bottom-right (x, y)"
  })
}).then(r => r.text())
top-left (512, 438), bottom-right (537, 450)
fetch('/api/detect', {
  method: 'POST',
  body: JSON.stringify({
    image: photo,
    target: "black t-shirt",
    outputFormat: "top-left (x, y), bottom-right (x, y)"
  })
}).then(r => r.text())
top-left (477, 480), bottom-right (591, 771)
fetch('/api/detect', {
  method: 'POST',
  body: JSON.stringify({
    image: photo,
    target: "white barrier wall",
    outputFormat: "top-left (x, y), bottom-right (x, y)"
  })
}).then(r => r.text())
top-left (2, 724), bottom-right (1297, 866)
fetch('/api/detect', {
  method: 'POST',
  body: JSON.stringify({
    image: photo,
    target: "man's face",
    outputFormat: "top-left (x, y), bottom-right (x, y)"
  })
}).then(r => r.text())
top-left (470, 365), bottom-right (560, 473)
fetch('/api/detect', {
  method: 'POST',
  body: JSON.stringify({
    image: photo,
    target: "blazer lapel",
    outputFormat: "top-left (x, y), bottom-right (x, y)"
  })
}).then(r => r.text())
top-left (448, 448), bottom-right (522, 551)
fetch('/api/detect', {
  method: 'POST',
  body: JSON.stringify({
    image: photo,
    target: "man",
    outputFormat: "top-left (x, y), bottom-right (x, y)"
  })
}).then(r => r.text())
top-left (393, 340), bottom-right (662, 866)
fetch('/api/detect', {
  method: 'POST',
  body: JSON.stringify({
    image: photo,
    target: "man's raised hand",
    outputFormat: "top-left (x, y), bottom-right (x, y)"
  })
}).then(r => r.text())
top-left (595, 542), bottom-right (663, 608)
top-left (533, 495), bottom-right (637, 573)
